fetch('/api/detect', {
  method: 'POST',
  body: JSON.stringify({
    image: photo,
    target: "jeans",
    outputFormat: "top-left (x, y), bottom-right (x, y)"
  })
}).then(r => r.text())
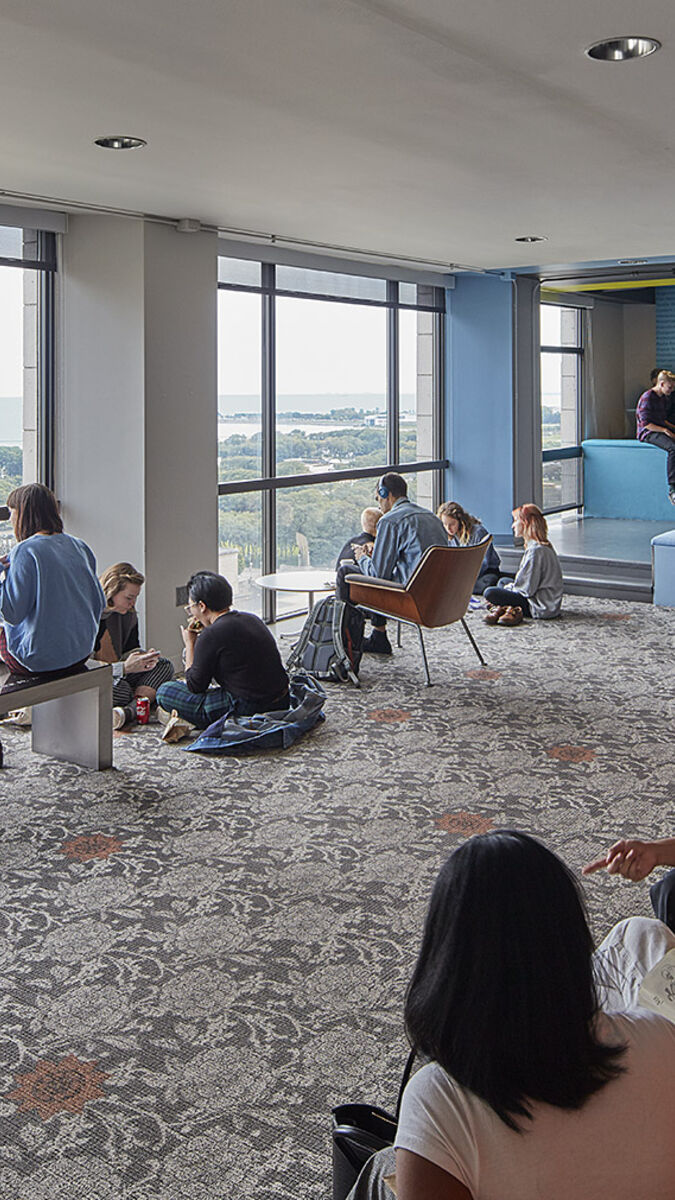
top-left (483, 585), bottom-right (532, 617)
top-left (641, 431), bottom-right (675, 489)
top-left (336, 562), bottom-right (386, 629)
top-left (651, 869), bottom-right (675, 932)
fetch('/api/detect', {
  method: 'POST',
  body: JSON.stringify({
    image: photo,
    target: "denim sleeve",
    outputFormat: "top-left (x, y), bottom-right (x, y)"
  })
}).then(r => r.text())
top-left (361, 518), bottom-right (399, 580)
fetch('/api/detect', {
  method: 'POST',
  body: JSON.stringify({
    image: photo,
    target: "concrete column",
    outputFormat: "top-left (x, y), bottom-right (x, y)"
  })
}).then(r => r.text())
top-left (58, 214), bottom-right (218, 663)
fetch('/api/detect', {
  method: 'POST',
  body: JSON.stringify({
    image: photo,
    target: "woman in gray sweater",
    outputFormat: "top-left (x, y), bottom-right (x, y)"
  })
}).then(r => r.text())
top-left (483, 504), bottom-right (563, 626)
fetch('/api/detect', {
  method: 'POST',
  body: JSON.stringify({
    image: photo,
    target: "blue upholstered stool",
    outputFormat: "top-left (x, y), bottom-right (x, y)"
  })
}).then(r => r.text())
top-left (652, 530), bottom-right (675, 607)
top-left (582, 440), bottom-right (675, 520)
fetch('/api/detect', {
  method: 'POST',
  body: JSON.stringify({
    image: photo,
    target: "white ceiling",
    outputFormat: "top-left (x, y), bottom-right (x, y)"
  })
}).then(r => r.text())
top-left (1, 0), bottom-right (675, 270)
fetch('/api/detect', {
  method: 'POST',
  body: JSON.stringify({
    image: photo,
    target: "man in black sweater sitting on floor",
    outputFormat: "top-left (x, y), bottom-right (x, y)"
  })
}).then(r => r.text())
top-left (156, 571), bottom-right (289, 729)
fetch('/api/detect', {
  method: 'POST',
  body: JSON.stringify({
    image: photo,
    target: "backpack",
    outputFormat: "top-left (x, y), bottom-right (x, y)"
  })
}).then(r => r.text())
top-left (286, 597), bottom-right (364, 685)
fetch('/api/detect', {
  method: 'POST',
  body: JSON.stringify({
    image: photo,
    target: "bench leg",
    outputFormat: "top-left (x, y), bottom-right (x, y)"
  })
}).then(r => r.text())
top-left (32, 685), bottom-right (113, 770)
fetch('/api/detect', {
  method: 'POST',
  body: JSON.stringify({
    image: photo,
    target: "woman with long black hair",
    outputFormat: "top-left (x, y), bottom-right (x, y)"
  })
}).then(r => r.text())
top-left (348, 831), bottom-right (675, 1200)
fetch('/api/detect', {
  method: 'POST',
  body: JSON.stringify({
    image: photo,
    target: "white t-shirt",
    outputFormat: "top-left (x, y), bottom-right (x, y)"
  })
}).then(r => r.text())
top-left (395, 1011), bottom-right (675, 1200)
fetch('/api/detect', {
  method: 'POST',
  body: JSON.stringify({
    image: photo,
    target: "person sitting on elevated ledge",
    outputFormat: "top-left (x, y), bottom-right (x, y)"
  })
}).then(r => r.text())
top-left (156, 571), bottom-right (289, 730)
top-left (335, 473), bottom-right (447, 656)
top-left (636, 369), bottom-right (675, 506)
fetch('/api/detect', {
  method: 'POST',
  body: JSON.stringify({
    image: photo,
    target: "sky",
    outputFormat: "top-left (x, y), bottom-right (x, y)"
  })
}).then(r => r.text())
top-left (217, 290), bottom-right (419, 397)
top-left (0, 268), bottom-right (23, 398)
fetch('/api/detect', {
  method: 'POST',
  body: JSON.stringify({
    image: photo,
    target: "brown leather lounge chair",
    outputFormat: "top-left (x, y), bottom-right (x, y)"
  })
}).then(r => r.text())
top-left (345, 538), bottom-right (490, 686)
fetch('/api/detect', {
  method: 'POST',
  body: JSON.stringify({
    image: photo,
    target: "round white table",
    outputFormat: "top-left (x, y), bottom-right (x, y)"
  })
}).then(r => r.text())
top-left (255, 569), bottom-right (336, 612)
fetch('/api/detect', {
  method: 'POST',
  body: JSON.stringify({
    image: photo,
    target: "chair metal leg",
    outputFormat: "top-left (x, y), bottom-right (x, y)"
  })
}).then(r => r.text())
top-left (461, 617), bottom-right (486, 667)
top-left (417, 626), bottom-right (432, 686)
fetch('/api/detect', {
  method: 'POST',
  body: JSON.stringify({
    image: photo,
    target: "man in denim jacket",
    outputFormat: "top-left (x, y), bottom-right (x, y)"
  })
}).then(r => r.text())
top-left (337, 473), bottom-right (447, 655)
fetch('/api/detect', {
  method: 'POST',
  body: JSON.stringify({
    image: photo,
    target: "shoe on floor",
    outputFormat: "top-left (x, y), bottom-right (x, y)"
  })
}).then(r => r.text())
top-left (157, 705), bottom-right (173, 726)
top-left (669, 489), bottom-right (675, 506)
top-left (1, 706), bottom-right (32, 726)
top-left (484, 605), bottom-right (507, 625)
top-left (113, 704), bottom-right (138, 730)
top-left (113, 706), bottom-right (127, 730)
top-left (498, 606), bottom-right (524, 626)
top-left (362, 630), bottom-right (393, 655)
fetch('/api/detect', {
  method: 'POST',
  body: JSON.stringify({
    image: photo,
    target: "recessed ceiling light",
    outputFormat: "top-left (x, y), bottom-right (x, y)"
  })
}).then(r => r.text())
top-left (585, 37), bottom-right (661, 62)
top-left (515, 235), bottom-right (548, 243)
top-left (94, 135), bottom-right (147, 150)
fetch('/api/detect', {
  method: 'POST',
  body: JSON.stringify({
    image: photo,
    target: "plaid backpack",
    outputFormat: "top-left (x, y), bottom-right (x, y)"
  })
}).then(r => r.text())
top-left (286, 597), bottom-right (364, 685)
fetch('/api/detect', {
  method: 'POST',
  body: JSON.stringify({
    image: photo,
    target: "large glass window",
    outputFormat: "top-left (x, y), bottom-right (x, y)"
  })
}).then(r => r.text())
top-left (218, 257), bottom-right (445, 619)
top-left (540, 304), bottom-right (582, 511)
top-left (0, 227), bottom-right (55, 524)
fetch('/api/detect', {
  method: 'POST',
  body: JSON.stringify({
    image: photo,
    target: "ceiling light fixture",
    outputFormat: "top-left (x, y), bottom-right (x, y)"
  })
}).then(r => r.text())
top-left (94, 135), bottom-right (147, 150)
top-left (585, 37), bottom-right (661, 62)
top-left (515, 235), bottom-right (548, 243)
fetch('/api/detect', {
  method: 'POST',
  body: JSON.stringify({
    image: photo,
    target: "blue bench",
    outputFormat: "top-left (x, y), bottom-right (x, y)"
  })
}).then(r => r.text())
top-left (652, 530), bottom-right (675, 607)
top-left (582, 439), bottom-right (675, 520)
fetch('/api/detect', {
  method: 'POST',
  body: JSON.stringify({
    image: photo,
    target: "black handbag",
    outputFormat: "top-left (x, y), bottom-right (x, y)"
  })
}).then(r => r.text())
top-left (331, 1049), bottom-right (416, 1200)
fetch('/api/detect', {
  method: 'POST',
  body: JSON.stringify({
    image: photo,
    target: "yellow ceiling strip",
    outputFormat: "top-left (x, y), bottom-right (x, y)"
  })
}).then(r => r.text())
top-left (545, 278), bottom-right (675, 293)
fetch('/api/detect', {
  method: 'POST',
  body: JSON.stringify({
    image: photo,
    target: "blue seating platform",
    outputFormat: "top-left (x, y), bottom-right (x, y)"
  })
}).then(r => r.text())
top-left (582, 439), bottom-right (675, 520)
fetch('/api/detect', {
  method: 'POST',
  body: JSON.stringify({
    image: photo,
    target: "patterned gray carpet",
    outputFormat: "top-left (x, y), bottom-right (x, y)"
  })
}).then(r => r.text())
top-left (0, 595), bottom-right (673, 1199)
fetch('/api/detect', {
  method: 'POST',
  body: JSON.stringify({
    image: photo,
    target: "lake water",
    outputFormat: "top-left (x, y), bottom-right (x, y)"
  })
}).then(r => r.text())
top-left (218, 420), bottom-right (364, 438)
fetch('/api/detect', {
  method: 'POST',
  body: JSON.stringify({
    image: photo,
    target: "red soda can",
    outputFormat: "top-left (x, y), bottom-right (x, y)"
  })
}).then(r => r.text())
top-left (135, 697), bottom-right (150, 724)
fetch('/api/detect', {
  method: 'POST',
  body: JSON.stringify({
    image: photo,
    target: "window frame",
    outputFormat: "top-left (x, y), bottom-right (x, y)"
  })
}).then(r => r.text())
top-left (0, 228), bottom-right (56, 520)
top-left (218, 260), bottom-right (447, 620)
top-left (539, 302), bottom-right (584, 515)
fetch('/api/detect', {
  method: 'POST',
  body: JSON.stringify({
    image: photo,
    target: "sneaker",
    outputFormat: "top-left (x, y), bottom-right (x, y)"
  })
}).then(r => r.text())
top-left (1, 707), bottom-right (32, 726)
top-left (362, 630), bottom-right (393, 655)
top-left (112, 706), bottom-right (128, 730)
top-left (113, 704), bottom-right (138, 730)
top-left (156, 705), bottom-right (173, 726)
top-left (498, 606), bottom-right (524, 626)
top-left (669, 489), bottom-right (675, 506)
top-left (484, 605), bottom-right (507, 625)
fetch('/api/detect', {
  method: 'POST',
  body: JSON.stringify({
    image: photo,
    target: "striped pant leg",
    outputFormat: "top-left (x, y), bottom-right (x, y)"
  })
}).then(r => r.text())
top-left (155, 680), bottom-right (236, 729)
top-left (112, 678), bottom-right (134, 706)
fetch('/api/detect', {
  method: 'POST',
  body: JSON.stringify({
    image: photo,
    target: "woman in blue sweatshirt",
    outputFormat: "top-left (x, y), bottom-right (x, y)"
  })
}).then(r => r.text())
top-left (0, 484), bottom-right (105, 676)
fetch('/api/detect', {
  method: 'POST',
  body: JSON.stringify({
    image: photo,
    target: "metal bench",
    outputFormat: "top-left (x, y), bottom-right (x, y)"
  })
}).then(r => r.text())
top-left (0, 663), bottom-right (113, 769)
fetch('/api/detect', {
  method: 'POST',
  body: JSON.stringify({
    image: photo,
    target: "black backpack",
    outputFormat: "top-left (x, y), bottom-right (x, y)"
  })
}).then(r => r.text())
top-left (286, 597), bottom-right (364, 685)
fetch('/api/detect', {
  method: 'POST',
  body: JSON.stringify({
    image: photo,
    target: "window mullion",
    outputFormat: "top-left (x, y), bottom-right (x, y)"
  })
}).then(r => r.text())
top-left (261, 264), bottom-right (276, 620)
top-left (386, 281), bottom-right (398, 464)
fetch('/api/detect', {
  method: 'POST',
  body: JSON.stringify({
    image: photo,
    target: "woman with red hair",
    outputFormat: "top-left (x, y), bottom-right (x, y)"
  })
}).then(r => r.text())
top-left (483, 503), bottom-right (563, 626)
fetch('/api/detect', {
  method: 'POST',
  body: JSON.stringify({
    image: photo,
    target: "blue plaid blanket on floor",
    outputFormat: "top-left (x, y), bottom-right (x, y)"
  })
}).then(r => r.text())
top-left (186, 671), bottom-right (326, 755)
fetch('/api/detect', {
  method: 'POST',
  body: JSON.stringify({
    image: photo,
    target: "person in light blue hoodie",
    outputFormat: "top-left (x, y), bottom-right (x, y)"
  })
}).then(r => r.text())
top-left (0, 483), bottom-right (105, 677)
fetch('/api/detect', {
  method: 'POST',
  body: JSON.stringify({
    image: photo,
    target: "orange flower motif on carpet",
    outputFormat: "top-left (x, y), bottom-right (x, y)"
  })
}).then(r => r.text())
top-left (464, 669), bottom-right (502, 680)
top-left (435, 812), bottom-right (494, 836)
top-left (7, 1054), bottom-right (108, 1121)
top-left (546, 745), bottom-right (596, 763)
top-left (367, 709), bottom-right (411, 723)
top-left (59, 833), bottom-right (124, 862)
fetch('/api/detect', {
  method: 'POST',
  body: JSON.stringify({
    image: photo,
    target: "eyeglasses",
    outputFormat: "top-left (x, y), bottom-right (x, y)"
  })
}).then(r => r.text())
top-left (184, 602), bottom-right (197, 615)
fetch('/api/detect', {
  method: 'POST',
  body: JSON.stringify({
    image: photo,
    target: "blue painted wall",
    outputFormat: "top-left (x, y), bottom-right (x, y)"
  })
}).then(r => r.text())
top-left (655, 287), bottom-right (675, 370)
top-left (445, 274), bottom-right (514, 536)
